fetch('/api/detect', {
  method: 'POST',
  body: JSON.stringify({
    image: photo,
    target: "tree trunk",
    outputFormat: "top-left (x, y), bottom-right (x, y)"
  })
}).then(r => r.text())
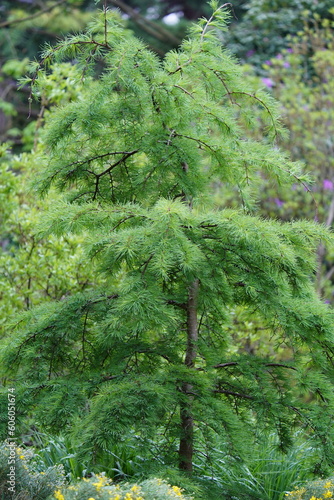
top-left (179, 279), bottom-right (199, 473)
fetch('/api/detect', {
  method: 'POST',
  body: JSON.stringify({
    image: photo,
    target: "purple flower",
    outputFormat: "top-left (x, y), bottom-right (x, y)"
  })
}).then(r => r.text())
top-left (264, 60), bottom-right (272, 66)
top-left (261, 77), bottom-right (274, 88)
top-left (283, 61), bottom-right (290, 68)
top-left (287, 48), bottom-right (293, 53)
top-left (246, 50), bottom-right (255, 57)
top-left (323, 179), bottom-right (334, 190)
top-left (325, 300), bottom-right (331, 304)
top-left (274, 198), bottom-right (284, 207)
top-left (276, 54), bottom-right (283, 59)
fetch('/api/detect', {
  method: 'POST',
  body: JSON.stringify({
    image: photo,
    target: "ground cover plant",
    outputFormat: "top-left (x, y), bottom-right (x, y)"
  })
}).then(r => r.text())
top-left (195, 434), bottom-right (318, 500)
top-left (1, 2), bottom-right (334, 498)
top-left (53, 475), bottom-right (193, 500)
top-left (286, 477), bottom-right (334, 500)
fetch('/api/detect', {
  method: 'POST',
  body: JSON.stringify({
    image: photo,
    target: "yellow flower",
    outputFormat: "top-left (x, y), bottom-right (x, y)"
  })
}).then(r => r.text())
top-left (54, 491), bottom-right (65, 500)
top-left (325, 483), bottom-right (333, 490)
top-left (131, 485), bottom-right (140, 493)
top-left (87, 498), bottom-right (96, 500)
top-left (19, 455), bottom-right (25, 459)
top-left (171, 485), bottom-right (183, 497)
top-left (112, 495), bottom-right (121, 500)
top-left (93, 474), bottom-right (110, 491)
top-left (323, 491), bottom-right (333, 499)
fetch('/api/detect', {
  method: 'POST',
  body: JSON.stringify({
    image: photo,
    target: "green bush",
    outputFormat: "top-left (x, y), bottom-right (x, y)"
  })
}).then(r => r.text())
top-left (0, 441), bottom-right (65, 500)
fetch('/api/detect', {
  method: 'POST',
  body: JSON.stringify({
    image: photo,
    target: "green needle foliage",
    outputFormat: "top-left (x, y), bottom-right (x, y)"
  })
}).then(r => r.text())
top-left (1, 1), bottom-right (334, 479)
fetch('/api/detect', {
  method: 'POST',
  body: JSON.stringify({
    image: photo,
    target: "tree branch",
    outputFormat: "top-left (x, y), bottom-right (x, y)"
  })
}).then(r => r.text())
top-left (214, 362), bottom-right (238, 368)
top-left (167, 300), bottom-right (187, 310)
top-left (107, 0), bottom-right (181, 46)
top-left (0, 0), bottom-right (67, 29)
top-left (96, 150), bottom-right (139, 178)
top-left (214, 389), bottom-right (253, 400)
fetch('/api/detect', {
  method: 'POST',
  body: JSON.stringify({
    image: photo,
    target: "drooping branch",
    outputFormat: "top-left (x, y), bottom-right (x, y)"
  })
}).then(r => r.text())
top-left (59, 151), bottom-right (138, 172)
top-left (200, 4), bottom-right (233, 42)
top-left (90, 150), bottom-right (139, 200)
top-left (173, 131), bottom-right (216, 152)
top-left (221, 90), bottom-right (279, 139)
top-left (95, 150), bottom-right (139, 179)
top-left (265, 363), bottom-right (297, 370)
top-left (107, 0), bottom-right (181, 46)
top-left (60, 150), bottom-right (139, 200)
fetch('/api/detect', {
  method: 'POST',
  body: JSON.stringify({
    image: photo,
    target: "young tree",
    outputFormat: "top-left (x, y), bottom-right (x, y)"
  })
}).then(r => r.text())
top-left (1, 2), bottom-right (334, 476)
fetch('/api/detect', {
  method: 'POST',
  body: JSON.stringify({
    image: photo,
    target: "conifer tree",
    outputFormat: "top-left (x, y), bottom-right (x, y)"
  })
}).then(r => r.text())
top-left (2, 2), bottom-right (334, 475)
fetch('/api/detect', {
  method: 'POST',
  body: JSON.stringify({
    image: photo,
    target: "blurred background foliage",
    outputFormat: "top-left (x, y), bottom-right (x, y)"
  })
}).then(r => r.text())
top-left (222, 0), bottom-right (334, 68)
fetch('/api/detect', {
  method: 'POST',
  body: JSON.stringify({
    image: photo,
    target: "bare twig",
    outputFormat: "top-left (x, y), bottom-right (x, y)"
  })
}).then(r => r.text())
top-left (214, 362), bottom-right (238, 368)
top-left (200, 4), bottom-right (233, 42)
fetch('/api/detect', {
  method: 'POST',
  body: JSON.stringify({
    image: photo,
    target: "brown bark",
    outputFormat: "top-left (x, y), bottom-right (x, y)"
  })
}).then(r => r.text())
top-left (316, 193), bottom-right (334, 295)
top-left (178, 279), bottom-right (199, 473)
